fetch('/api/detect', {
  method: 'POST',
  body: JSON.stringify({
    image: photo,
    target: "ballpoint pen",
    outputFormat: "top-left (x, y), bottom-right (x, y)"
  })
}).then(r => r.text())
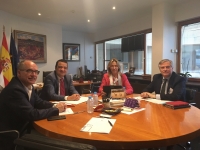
top-left (108, 120), bottom-right (113, 127)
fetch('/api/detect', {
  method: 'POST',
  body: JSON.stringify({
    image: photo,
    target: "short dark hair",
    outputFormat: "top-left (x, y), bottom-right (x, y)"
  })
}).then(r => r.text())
top-left (55, 59), bottom-right (68, 69)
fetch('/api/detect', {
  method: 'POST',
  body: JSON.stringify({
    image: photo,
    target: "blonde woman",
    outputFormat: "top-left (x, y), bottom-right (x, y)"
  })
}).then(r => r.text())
top-left (99, 58), bottom-right (133, 96)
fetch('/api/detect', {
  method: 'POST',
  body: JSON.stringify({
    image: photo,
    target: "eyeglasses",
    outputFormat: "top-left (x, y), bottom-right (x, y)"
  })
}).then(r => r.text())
top-left (21, 69), bottom-right (40, 75)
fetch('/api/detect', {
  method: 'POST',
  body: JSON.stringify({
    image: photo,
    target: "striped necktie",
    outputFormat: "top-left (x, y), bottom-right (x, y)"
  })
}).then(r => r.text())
top-left (161, 79), bottom-right (167, 95)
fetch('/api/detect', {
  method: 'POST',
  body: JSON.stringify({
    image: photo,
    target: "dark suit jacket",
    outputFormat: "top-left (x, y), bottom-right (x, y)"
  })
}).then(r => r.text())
top-left (0, 77), bottom-right (58, 132)
top-left (40, 71), bottom-right (78, 101)
top-left (143, 72), bottom-right (186, 101)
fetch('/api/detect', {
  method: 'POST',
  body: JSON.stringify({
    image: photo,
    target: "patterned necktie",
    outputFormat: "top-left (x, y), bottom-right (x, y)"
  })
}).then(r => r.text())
top-left (60, 78), bottom-right (65, 96)
top-left (161, 79), bottom-right (167, 95)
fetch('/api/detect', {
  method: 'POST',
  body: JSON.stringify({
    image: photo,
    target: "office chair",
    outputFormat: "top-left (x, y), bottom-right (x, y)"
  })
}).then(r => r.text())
top-left (193, 91), bottom-right (200, 109)
top-left (177, 88), bottom-right (197, 150)
top-left (43, 71), bottom-right (52, 82)
top-left (91, 82), bottom-right (101, 93)
top-left (14, 134), bottom-right (97, 150)
top-left (0, 130), bottom-right (19, 150)
top-left (185, 88), bottom-right (196, 106)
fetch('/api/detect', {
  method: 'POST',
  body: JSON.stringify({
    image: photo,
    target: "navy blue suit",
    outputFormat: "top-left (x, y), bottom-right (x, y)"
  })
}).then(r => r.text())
top-left (0, 77), bottom-right (58, 132)
top-left (143, 72), bottom-right (186, 101)
top-left (40, 71), bottom-right (78, 101)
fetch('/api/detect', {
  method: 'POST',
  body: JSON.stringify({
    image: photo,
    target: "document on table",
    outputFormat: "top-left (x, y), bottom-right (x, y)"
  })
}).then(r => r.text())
top-left (134, 96), bottom-right (170, 104)
top-left (67, 96), bottom-right (88, 104)
top-left (80, 117), bottom-right (116, 134)
top-left (121, 108), bottom-right (145, 115)
top-left (59, 108), bottom-right (74, 115)
top-left (53, 96), bottom-right (88, 105)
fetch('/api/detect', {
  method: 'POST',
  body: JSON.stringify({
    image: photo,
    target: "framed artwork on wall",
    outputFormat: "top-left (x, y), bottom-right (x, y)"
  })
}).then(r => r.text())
top-left (62, 43), bottom-right (80, 61)
top-left (14, 30), bottom-right (47, 63)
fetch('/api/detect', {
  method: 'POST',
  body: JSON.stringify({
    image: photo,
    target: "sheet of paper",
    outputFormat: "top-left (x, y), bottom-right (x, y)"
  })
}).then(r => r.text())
top-left (133, 96), bottom-right (170, 104)
top-left (143, 99), bottom-right (170, 104)
top-left (80, 117), bottom-right (116, 133)
top-left (121, 108), bottom-right (145, 115)
top-left (54, 96), bottom-right (88, 105)
top-left (59, 108), bottom-right (74, 115)
top-left (67, 96), bottom-right (88, 104)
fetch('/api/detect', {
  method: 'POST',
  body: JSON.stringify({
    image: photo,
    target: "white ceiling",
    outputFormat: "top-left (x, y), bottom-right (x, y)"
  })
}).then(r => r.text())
top-left (0, 0), bottom-right (187, 33)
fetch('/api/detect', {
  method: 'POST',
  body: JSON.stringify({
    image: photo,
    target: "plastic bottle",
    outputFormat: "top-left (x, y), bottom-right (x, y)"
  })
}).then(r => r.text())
top-left (93, 92), bottom-right (98, 107)
top-left (123, 87), bottom-right (126, 98)
top-left (87, 96), bottom-right (94, 113)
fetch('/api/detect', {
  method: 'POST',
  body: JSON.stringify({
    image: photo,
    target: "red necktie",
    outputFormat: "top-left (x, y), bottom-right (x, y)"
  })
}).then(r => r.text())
top-left (60, 78), bottom-right (65, 96)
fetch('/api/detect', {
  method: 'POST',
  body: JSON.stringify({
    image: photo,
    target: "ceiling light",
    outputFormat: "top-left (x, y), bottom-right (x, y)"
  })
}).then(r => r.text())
top-left (88, 20), bottom-right (90, 22)
top-left (112, 6), bottom-right (116, 10)
top-left (38, 13), bottom-right (41, 16)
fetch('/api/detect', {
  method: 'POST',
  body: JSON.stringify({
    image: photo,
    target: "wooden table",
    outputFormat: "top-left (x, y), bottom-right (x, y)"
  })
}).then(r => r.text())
top-left (33, 94), bottom-right (200, 149)
top-left (73, 81), bottom-right (92, 94)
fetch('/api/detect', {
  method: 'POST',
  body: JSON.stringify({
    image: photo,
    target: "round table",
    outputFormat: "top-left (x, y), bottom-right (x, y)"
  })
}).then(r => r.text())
top-left (33, 95), bottom-right (200, 149)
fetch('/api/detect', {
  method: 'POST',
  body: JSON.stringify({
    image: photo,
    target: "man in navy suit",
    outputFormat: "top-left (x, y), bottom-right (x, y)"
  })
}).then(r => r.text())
top-left (0, 60), bottom-right (66, 149)
top-left (141, 59), bottom-right (186, 101)
top-left (40, 59), bottom-right (80, 101)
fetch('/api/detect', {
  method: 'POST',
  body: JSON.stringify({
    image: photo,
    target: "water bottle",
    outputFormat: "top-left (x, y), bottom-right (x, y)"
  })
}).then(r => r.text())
top-left (87, 96), bottom-right (94, 113)
top-left (93, 92), bottom-right (98, 107)
top-left (123, 87), bottom-right (126, 98)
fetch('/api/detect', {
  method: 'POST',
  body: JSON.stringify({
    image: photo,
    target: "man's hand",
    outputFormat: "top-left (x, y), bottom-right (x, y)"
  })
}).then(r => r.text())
top-left (141, 92), bottom-right (149, 98)
top-left (67, 94), bottom-right (80, 101)
top-left (141, 92), bottom-right (156, 99)
top-left (56, 102), bottom-right (67, 113)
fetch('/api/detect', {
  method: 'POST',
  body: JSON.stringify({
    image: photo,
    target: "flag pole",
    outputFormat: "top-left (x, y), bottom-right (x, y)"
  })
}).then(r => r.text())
top-left (3, 25), bottom-right (5, 32)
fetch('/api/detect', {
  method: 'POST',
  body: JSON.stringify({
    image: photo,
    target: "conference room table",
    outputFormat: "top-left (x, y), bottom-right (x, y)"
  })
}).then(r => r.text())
top-left (33, 94), bottom-right (200, 149)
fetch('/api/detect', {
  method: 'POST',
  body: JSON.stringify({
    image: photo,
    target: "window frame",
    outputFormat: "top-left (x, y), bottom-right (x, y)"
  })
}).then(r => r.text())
top-left (177, 17), bottom-right (200, 82)
top-left (95, 29), bottom-right (152, 75)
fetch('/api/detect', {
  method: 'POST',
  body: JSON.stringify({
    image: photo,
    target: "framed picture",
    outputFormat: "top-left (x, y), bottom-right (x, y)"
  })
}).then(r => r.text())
top-left (63, 43), bottom-right (80, 61)
top-left (14, 30), bottom-right (47, 63)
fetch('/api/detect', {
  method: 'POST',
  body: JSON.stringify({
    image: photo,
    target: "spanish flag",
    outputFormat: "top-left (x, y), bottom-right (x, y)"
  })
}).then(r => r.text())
top-left (0, 29), bottom-right (13, 88)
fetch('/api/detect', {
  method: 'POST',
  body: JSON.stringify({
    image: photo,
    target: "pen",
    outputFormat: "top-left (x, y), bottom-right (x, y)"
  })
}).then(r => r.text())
top-left (108, 120), bottom-right (113, 127)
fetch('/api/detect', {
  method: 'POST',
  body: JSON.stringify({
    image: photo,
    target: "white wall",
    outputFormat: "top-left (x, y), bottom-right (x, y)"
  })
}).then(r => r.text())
top-left (62, 30), bottom-right (95, 77)
top-left (0, 10), bottom-right (95, 82)
top-left (175, 0), bottom-right (200, 22)
top-left (93, 13), bottom-right (152, 42)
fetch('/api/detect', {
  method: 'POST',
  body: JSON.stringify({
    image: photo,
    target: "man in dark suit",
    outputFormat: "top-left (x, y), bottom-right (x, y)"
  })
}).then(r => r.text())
top-left (0, 60), bottom-right (66, 149)
top-left (40, 59), bottom-right (80, 101)
top-left (141, 59), bottom-right (186, 101)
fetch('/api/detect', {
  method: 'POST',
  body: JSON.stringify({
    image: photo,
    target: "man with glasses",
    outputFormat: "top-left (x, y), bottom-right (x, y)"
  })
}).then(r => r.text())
top-left (141, 59), bottom-right (186, 101)
top-left (0, 60), bottom-right (66, 149)
top-left (40, 59), bottom-right (80, 101)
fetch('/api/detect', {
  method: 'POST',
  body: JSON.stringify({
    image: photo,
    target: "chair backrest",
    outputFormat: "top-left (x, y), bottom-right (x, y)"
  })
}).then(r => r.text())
top-left (15, 134), bottom-right (96, 150)
top-left (43, 71), bottom-right (52, 82)
top-left (194, 91), bottom-right (200, 109)
top-left (0, 130), bottom-right (19, 149)
top-left (185, 88), bottom-right (196, 102)
top-left (91, 82), bottom-right (101, 93)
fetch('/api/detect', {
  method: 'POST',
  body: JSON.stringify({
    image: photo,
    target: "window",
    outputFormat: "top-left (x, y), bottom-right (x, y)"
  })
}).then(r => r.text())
top-left (95, 29), bottom-right (152, 75)
top-left (178, 17), bottom-right (200, 79)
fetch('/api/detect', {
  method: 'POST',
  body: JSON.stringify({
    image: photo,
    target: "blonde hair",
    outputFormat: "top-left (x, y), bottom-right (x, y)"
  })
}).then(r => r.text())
top-left (107, 58), bottom-right (121, 75)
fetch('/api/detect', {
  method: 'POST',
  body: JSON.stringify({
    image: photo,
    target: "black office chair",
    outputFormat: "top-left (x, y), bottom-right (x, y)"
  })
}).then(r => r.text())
top-left (185, 88), bottom-right (196, 106)
top-left (14, 134), bottom-right (97, 150)
top-left (43, 71), bottom-right (52, 82)
top-left (193, 91), bottom-right (200, 109)
top-left (0, 130), bottom-right (19, 150)
top-left (177, 88), bottom-right (197, 150)
top-left (91, 82), bottom-right (101, 93)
